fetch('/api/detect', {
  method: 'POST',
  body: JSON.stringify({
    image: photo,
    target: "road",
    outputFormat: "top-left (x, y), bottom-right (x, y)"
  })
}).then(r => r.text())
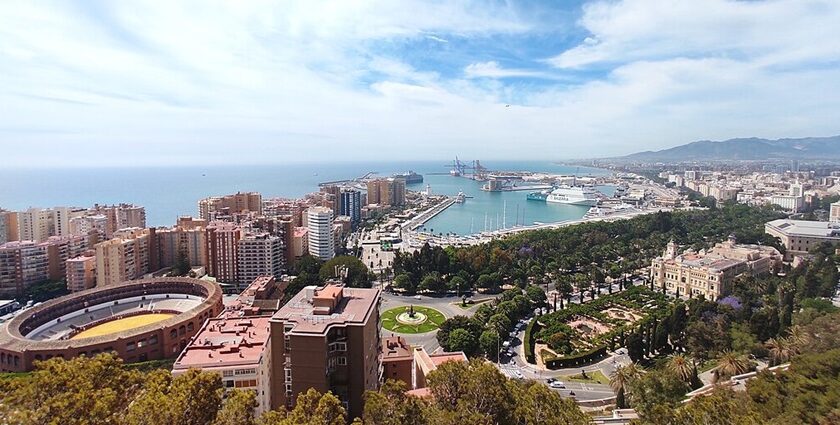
top-left (380, 292), bottom-right (490, 353)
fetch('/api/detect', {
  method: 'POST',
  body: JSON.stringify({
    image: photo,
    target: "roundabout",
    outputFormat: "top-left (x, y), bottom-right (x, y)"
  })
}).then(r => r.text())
top-left (381, 305), bottom-right (446, 334)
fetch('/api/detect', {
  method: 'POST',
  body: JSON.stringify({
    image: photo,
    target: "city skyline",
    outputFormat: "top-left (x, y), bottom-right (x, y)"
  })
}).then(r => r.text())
top-left (2, 0), bottom-right (840, 167)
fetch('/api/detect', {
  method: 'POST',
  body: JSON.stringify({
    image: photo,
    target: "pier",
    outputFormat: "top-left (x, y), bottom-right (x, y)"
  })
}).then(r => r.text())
top-left (403, 197), bottom-right (456, 231)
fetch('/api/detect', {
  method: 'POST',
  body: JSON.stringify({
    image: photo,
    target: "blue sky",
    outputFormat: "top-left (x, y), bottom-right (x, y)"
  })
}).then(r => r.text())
top-left (1, 0), bottom-right (840, 167)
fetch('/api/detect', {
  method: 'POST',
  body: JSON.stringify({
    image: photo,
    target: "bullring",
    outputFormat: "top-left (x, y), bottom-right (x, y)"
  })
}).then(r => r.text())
top-left (0, 277), bottom-right (223, 372)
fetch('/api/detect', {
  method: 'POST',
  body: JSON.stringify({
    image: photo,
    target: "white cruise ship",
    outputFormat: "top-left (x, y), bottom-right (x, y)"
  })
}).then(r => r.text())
top-left (545, 185), bottom-right (599, 206)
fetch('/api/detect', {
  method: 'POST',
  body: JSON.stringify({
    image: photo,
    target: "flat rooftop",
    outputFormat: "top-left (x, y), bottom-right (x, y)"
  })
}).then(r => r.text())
top-left (271, 284), bottom-right (379, 336)
top-left (766, 219), bottom-right (840, 238)
top-left (382, 335), bottom-right (412, 361)
top-left (173, 314), bottom-right (271, 369)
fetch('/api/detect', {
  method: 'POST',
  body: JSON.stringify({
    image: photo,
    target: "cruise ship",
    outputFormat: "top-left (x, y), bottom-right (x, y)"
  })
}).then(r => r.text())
top-left (527, 185), bottom-right (599, 206)
top-left (393, 171), bottom-right (424, 184)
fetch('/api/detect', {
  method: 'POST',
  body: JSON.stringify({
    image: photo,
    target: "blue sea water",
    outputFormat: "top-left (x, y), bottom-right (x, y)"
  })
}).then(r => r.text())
top-left (0, 161), bottom-right (611, 234)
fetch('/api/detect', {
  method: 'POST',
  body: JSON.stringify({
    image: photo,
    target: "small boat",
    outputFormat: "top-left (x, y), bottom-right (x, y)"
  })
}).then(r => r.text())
top-left (454, 191), bottom-right (466, 203)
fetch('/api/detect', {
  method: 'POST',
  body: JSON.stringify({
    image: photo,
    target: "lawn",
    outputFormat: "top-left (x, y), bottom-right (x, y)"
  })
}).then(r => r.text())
top-left (565, 370), bottom-right (610, 385)
top-left (381, 306), bottom-right (447, 334)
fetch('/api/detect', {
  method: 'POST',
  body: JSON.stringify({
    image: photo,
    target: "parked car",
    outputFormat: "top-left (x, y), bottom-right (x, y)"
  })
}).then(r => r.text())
top-left (513, 371), bottom-right (524, 379)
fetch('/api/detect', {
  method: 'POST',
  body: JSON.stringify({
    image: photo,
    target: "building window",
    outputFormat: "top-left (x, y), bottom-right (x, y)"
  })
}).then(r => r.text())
top-left (337, 356), bottom-right (347, 366)
top-left (127, 342), bottom-right (136, 352)
top-left (223, 370), bottom-right (234, 377)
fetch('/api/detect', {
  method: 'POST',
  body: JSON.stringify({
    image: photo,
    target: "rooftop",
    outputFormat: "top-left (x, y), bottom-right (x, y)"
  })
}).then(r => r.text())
top-left (766, 219), bottom-right (840, 238)
top-left (381, 335), bottom-right (412, 361)
top-left (271, 284), bottom-right (379, 336)
top-left (173, 314), bottom-right (272, 369)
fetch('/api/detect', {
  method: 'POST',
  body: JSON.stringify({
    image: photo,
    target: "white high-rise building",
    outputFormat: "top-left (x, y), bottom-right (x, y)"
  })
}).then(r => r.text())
top-left (237, 233), bottom-right (285, 286)
top-left (307, 207), bottom-right (334, 261)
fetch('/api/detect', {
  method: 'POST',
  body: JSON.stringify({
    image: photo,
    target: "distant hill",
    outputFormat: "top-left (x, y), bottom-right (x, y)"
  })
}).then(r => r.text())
top-left (622, 135), bottom-right (840, 161)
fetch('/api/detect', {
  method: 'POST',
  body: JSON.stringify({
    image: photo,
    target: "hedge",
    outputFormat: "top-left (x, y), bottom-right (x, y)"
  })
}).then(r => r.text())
top-left (523, 319), bottom-right (540, 364)
top-left (543, 345), bottom-right (609, 369)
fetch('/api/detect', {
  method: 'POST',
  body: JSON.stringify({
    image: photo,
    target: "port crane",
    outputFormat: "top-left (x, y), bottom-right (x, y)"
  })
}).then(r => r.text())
top-left (447, 157), bottom-right (489, 180)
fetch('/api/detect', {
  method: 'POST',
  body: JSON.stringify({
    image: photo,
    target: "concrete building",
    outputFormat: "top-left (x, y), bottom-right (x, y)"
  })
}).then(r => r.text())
top-left (90, 204), bottom-right (146, 238)
top-left (224, 276), bottom-right (289, 316)
top-left (18, 208), bottom-right (53, 242)
top-left (765, 219), bottom-right (840, 261)
top-left (205, 222), bottom-right (243, 284)
top-left (1, 211), bottom-right (18, 243)
top-left (95, 228), bottom-right (152, 287)
top-left (340, 189), bottom-right (362, 227)
top-left (830, 201), bottom-right (840, 224)
top-left (0, 241), bottom-right (48, 297)
top-left (390, 178), bottom-right (406, 207)
top-left (198, 192), bottom-right (262, 221)
top-left (173, 314), bottom-right (274, 416)
top-left (0, 211), bottom-right (8, 245)
top-left (156, 226), bottom-right (207, 270)
top-left (769, 194), bottom-right (804, 212)
top-left (237, 233), bottom-right (285, 287)
top-left (66, 253), bottom-right (96, 292)
top-left (291, 227), bottom-right (308, 263)
top-left (41, 235), bottom-right (90, 281)
top-left (69, 214), bottom-right (108, 240)
top-left (307, 207), bottom-right (334, 261)
top-left (650, 236), bottom-right (781, 300)
top-left (269, 284), bottom-right (380, 418)
top-left (381, 335), bottom-right (413, 386)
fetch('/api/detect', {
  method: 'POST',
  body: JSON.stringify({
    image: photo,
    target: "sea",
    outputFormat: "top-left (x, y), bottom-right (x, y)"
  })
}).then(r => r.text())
top-left (0, 161), bottom-right (613, 236)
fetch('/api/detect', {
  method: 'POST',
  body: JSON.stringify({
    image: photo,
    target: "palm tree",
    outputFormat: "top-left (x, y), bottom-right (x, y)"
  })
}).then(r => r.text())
top-left (667, 354), bottom-right (695, 382)
top-left (712, 351), bottom-right (749, 383)
top-left (609, 364), bottom-right (641, 409)
top-left (766, 337), bottom-right (794, 366)
top-left (786, 325), bottom-right (808, 351)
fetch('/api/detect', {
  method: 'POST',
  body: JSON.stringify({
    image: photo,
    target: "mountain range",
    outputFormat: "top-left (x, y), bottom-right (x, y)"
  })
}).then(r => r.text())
top-left (621, 135), bottom-right (840, 161)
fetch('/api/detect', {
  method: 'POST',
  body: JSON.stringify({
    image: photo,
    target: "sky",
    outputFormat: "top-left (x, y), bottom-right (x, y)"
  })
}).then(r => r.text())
top-left (1, 0), bottom-right (840, 167)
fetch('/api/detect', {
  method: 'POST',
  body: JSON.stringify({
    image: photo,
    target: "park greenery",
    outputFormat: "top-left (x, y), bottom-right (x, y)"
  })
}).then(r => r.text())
top-left (393, 204), bottom-right (783, 297)
top-left (380, 306), bottom-right (447, 334)
top-left (436, 286), bottom-right (545, 359)
top-left (530, 286), bottom-right (670, 367)
top-left (283, 254), bottom-right (373, 299)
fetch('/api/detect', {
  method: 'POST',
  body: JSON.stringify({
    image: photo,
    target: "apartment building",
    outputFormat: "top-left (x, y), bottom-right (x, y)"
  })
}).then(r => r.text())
top-left (650, 236), bottom-right (781, 300)
top-left (173, 314), bottom-right (274, 416)
top-left (0, 211), bottom-right (18, 243)
top-left (156, 226), bottom-right (207, 269)
top-left (66, 253), bottom-right (96, 292)
top-left (269, 284), bottom-right (381, 418)
top-left (237, 233), bottom-right (285, 287)
top-left (198, 192), bottom-right (262, 221)
top-left (0, 241), bottom-right (48, 297)
top-left (69, 214), bottom-right (108, 240)
top-left (95, 228), bottom-right (152, 287)
top-left (765, 219), bottom-right (840, 261)
top-left (90, 204), bottom-right (146, 238)
top-left (307, 207), bottom-right (334, 261)
top-left (340, 189), bottom-right (362, 226)
top-left (205, 222), bottom-right (243, 284)
top-left (41, 234), bottom-right (90, 281)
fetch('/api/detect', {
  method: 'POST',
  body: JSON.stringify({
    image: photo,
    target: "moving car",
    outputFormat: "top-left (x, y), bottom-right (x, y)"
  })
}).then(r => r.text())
top-left (549, 381), bottom-right (566, 389)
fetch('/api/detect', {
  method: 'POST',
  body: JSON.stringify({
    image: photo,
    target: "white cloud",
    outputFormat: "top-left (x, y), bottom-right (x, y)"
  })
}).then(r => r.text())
top-left (547, 0), bottom-right (840, 69)
top-left (464, 61), bottom-right (548, 79)
top-left (0, 0), bottom-right (839, 167)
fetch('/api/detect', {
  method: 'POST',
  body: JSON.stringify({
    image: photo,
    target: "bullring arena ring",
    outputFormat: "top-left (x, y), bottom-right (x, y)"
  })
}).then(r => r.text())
top-left (0, 277), bottom-right (223, 372)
